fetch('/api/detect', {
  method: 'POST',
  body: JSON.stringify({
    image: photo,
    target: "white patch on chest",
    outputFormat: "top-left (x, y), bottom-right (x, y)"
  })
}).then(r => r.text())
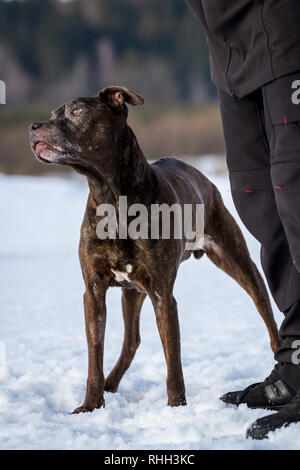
top-left (111, 264), bottom-right (133, 283)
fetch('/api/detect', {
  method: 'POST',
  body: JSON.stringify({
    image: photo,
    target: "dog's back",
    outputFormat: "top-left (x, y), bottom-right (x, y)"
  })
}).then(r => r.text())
top-left (152, 157), bottom-right (218, 209)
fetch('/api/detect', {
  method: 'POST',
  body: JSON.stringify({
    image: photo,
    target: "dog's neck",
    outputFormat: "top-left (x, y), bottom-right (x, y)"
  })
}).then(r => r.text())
top-left (85, 125), bottom-right (158, 209)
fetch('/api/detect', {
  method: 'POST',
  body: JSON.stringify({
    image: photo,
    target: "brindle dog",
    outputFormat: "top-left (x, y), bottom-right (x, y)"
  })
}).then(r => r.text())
top-left (29, 86), bottom-right (280, 413)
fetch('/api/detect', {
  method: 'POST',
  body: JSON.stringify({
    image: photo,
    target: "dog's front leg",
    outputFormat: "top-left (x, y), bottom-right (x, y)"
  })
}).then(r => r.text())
top-left (73, 283), bottom-right (107, 414)
top-left (152, 292), bottom-right (186, 407)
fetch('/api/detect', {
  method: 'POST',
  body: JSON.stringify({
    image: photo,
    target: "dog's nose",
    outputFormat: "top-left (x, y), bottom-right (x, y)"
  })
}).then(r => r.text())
top-left (30, 122), bottom-right (43, 132)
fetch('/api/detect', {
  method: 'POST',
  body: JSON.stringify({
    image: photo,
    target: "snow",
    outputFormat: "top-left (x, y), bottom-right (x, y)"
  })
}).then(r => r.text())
top-left (0, 157), bottom-right (298, 450)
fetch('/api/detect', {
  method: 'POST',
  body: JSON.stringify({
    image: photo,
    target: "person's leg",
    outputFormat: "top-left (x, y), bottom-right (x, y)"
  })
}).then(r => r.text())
top-left (219, 88), bottom-right (300, 407)
top-left (246, 72), bottom-right (300, 439)
top-left (262, 71), bottom-right (300, 391)
top-left (219, 88), bottom-right (300, 314)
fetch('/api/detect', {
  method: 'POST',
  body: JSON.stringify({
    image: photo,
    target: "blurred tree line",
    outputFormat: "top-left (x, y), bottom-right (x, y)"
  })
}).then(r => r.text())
top-left (0, 0), bottom-right (226, 176)
top-left (0, 0), bottom-right (213, 107)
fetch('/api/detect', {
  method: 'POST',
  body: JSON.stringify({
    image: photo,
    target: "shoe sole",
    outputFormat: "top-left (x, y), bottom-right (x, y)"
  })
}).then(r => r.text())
top-left (222, 402), bottom-right (287, 411)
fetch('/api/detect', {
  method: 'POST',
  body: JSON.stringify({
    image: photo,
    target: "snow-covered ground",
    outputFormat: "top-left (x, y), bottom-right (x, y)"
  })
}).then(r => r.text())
top-left (0, 156), bottom-right (298, 450)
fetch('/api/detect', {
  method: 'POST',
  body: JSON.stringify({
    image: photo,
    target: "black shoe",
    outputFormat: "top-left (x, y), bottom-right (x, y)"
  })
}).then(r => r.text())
top-left (220, 368), bottom-right (295, 410)
top-left (246, 390), bottom-right (300, 440)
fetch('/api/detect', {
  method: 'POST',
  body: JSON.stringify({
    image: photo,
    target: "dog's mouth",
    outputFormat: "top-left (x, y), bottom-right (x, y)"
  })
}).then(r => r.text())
top-left (32, 139), bottom-right (95, 176)
top-left (33, 140), bottom-right (66, 164)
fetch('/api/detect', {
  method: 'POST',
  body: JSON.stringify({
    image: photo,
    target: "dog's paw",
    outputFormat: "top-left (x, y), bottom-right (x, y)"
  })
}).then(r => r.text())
top-left (72, 397), bottom-right (105, 414)
top-left (167, 396), bottom-right (187, 407)
top-left (72, 405), bottom-right (93, 414)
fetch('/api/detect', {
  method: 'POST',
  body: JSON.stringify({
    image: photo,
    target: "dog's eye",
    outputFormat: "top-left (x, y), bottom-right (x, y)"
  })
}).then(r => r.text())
top-left (71, 108), bottom-right (82, 117)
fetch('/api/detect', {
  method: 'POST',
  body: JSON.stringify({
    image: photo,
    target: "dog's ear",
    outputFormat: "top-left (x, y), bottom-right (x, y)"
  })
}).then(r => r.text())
top-left (98, 86), bottom-right (144, 110)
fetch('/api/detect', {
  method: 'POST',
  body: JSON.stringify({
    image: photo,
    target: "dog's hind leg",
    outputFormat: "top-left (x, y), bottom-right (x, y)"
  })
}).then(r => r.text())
top-left (203, 199), bottom-right (280, 353)
top-left (105, 288), bottom-right (146, 393)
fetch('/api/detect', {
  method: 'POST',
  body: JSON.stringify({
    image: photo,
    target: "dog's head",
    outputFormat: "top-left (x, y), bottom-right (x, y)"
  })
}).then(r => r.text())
top-left (29, 86), bottom-right (144, 174)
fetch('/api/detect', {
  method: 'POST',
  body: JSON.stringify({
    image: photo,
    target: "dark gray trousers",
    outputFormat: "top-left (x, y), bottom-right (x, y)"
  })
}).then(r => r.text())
top-left (219, 71), bottom-right (300, 391)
